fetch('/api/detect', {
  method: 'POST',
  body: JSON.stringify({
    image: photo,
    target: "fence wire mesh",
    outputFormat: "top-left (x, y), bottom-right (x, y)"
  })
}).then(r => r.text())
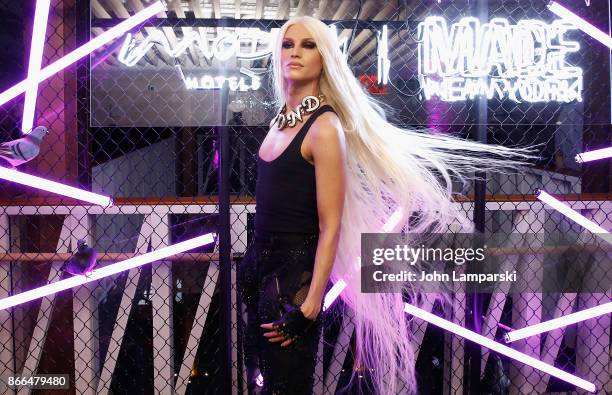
top-left (0, 0), bottom-right (610, 394)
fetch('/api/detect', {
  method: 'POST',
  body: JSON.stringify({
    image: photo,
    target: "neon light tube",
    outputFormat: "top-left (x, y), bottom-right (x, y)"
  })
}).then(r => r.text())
top-left (321, 203), bottom-right (597, 391)
top-left (323, 279), bottom-right (347, 311)
top-left (0, 1), bottom-right (164, 107)
top-left (403, 303), bottom-right (596, 392)
top-left (0, 166), bottom-right (113, 207)
top-left (21, 0), bottom-right (50, 133)
top-left (0, 233), bottom-right (216, 311)
top-left (377, 24), bottom-right (390, 85)
top-left (382, 208), bottom-right (403, 232)
top-left (324, 208), bottom-right (404, 310)
top-left (548, 1), bottom-right (612, 49)
top-left (575, 146), bottom-right (612, 163)
top-left (505, 302), bottom-right (612, 343)
top-left (535, 189), bottom-right (610, 244)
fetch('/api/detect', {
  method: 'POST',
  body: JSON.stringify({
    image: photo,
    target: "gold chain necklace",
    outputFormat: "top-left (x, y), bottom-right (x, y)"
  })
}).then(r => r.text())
top-left (273, 94), bottom-right (325, 130)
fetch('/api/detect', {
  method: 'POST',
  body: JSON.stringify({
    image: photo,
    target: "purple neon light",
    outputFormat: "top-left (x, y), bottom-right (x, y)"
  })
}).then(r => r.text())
top-left (505, 301), bottom-right (612, 343)
top-left (321, 204), bottom-right (597, 391)
top-left (548, 1), bottom-right (612, 49)
top-left (21, 0), bottom-right (50, 133)
top-left (324, 286), bottom-right (598, 390)
top-left (0, 1), bottom-right (164, 107)
top-left (575, 146), bottom-right (612, 163)
top-left (323, 208), bottom-right (404, 310)
top-left (323, 279), bottom-right (347, 311)
top-left (382, 208), bottom-right (404, 232)
top-left (0, 166), bottom-right (113, 206)
top-left (403, 303), bottom-right (596, 392)
top-left (535, 189), bottom-right (610, 244)
top-left (0, 233), bottom-right (215, 311)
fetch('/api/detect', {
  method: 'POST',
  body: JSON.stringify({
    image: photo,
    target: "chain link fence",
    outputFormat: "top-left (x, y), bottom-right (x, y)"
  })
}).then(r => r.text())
top-left (0, 0), bottom-right (610, 394)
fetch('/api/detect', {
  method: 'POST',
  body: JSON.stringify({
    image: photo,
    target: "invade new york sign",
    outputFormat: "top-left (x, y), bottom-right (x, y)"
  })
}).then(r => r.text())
top-left (417, 16), bottom-right (583, 103)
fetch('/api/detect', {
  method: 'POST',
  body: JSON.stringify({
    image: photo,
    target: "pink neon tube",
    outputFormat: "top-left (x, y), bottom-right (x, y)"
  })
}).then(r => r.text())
top-left (0, 1), bottom-right (165, 107)
top-left (323, 279), bottom-right (346, 311)
top-left (505, 301), bottom-right (612, 343)
top-left (403, 303), bottom-right (596, 392)
top-left (324, 284), bottom-right (598, 390)
top-left (21, 0), bottom-right (50, 133)
top-left (0, 233), bottom-right (216, 311)
top-left (535, 189), bottom-right (611, 244)
top-left (322, 205), bottom-right (597, 391)
top-left (575, 147), bottom-right (612, 163)
top-left (0, 166), bottom-right (113, 207)
top-left (323, 208), bottom-right (404, 310)
top-left (548, 1), bottom-right (612, 49)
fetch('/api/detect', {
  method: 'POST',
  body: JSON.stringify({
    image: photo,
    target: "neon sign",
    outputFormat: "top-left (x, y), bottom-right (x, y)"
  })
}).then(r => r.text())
top-left (118, 25), bottom-right (391, 89)
top-left (417, 16), bottom-right (583, 102)
top-left (118, 28), bottom-right (275, 67)
top-left (359, 75), bottom-right (388, 94)
top-left (377, 25), bottom-right (390, 85)
top-left (179, 68), bottom-right (262, 92)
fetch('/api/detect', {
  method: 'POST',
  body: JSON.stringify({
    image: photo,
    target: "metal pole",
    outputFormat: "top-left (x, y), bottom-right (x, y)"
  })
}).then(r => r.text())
top-left (218, 82), bottom-right (232, 394)
top-left (217, 14), bottom-right (232, 392)
top-left (465, 2), bottom-right (488, 394)
top-left (608, 0), bottom-right (611, 125)
top-left (76, 0), bottom-right (92, 190)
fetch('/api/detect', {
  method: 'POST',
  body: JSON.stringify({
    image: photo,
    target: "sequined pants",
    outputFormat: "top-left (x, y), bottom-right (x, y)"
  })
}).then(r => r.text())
top-left (238, 231), bottom-right (322, 395)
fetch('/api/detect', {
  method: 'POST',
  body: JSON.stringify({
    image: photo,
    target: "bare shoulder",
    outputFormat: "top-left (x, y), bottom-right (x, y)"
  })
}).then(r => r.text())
top-left (310, 111), bottom-right (345, 143)
top-left (301, 110), bottom-right (345, 164)
top-left (306, 111), bottom-right (346, 167)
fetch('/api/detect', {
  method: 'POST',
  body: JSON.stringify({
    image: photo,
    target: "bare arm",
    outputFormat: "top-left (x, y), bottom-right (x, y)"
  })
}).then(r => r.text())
top-left (301, 112), bottom-right (347, 318)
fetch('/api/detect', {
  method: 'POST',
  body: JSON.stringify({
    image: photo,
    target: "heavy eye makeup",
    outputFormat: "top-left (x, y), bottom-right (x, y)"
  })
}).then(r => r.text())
top-left (282, 40), bottom-right (316, 49)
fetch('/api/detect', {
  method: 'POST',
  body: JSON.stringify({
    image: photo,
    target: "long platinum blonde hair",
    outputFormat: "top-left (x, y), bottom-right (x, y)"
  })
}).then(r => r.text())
top-left (271, 16), bottom-right (537, 394)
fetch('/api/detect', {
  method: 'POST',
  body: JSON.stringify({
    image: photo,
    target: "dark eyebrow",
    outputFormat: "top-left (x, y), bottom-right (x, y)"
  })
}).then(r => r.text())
top-left (282, 38), bottom-right (315, 42)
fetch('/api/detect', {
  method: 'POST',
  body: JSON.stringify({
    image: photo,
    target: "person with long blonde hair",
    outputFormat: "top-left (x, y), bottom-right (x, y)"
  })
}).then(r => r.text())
top-left (238, 16), bottom-right (537, 395)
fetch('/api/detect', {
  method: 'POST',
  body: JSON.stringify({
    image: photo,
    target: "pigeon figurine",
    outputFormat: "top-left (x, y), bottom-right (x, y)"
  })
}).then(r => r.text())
top-left (61, 239), bottom-right (97, 276)
top-left (0, 126), bottom-right (48, 167)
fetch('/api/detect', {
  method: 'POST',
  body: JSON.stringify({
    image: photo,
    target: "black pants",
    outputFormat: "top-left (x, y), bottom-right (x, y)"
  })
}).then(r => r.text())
top-left (238, 231), bottom-right (322, 395)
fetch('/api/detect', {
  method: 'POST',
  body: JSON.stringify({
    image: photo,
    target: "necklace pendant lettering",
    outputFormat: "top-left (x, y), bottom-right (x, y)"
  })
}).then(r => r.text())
top-left (292, 105), bottom-right (304, 123)
top-left (276, 113), bottom-right (286, 129)
top-left (302, 96), bottom-right (320, 112)
top-left (273, 94), bottom-right (325, 130)
top-left (287, 112), bottom-right (297, 127)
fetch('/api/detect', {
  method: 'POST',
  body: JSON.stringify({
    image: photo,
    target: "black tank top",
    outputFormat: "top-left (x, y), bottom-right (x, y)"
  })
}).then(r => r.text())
top-left (255, 105), bottom-right (337, 235)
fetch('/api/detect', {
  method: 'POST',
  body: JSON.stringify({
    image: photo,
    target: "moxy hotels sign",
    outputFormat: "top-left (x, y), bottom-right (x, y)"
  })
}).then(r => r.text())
top-left (417, 16), bottom-right (583, 103)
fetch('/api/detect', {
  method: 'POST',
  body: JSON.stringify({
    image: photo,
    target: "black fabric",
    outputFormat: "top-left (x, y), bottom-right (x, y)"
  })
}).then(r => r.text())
top-left (255, 104), bottom-right (337, 235)
top-left (238, 104), bottom-right (337, 394)
top-left (238, 232), bottom-right (323, 395)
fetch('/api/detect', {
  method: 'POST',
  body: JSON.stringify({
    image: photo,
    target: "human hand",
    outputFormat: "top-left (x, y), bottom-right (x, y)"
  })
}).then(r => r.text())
top-left (299, 297), bottom-right (321, 321)
top-left (260, 301), bottom-right (318, 347)
top-left (260, 321), bottom-right (295, 347)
